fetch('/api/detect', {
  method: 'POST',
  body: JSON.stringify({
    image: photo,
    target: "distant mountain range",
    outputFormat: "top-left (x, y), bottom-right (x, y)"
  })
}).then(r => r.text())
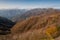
top-left (0, 8), bottom-right (60, 22)
top-left (0, 9), bottom-right (28, 20)
top-left (11, 8), bottom-right (60, 22)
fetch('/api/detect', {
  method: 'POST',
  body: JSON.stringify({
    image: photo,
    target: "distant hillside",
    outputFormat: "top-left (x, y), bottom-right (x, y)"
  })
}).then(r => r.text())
top-left (0, 9), bottom-right (27, 21)
top-left (11, 8), bottom-right (59, 22)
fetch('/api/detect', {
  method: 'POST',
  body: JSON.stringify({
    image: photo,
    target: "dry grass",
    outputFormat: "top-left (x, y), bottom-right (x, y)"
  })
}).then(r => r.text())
top-left (1, 9), bottom-right (60, 40)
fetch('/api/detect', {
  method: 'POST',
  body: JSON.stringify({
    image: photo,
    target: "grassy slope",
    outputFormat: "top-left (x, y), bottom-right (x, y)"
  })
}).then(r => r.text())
top-left (10, 14), bottom-right (60, 40)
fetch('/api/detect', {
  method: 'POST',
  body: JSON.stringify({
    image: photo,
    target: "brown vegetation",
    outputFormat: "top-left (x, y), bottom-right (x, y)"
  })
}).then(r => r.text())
top-left (1, 8), bottom-right (60, 40)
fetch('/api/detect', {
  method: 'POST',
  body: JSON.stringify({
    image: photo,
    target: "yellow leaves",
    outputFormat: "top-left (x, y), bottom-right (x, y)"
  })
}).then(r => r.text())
top-left (40, 39), bottom-right (54, 40)
top-left (45, 24), bottom-right (58, 38)
top-left (45, 24), bottom-right (57, 35)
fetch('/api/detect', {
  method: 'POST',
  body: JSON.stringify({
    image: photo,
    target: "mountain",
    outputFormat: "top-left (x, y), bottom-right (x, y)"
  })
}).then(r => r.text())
top-left (0, 9), bottom-right (28, 21)
top-left (11, 13), bottom-right (60, 40)
top-left (11, 13), bottom-right (60, 33)
top-left (0, 8), bottom-right (60, 40)
top-left (0, 16), bottom-right (15, 35)
top-left (11, 8), bottom-right (59, 22)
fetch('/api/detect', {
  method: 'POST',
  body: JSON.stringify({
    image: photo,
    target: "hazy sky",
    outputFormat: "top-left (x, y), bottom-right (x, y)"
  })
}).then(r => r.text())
top-left (0, 0), bottom-right (60, 9)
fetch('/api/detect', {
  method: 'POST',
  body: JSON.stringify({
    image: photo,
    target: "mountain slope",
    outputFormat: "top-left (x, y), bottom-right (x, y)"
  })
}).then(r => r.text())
top-left (11, 13), bottom-right (60, 33)
top-left (10, 13), bottom-right (60, 40)
top-left (0, 17), bottom-right (15, 35)
top-left (11, 8), bottom-right (59, 22)
top-left (1, 8), bottom-right (60, 40)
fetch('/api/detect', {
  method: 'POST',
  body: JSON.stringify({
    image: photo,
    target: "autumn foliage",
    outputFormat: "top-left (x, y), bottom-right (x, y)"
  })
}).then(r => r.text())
top-left (1, 8), bottom-right (60, 40)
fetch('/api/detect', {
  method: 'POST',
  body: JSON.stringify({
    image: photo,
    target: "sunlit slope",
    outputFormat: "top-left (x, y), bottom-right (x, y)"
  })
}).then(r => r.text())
top-left (11, 14), bottom-right (60, 40)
